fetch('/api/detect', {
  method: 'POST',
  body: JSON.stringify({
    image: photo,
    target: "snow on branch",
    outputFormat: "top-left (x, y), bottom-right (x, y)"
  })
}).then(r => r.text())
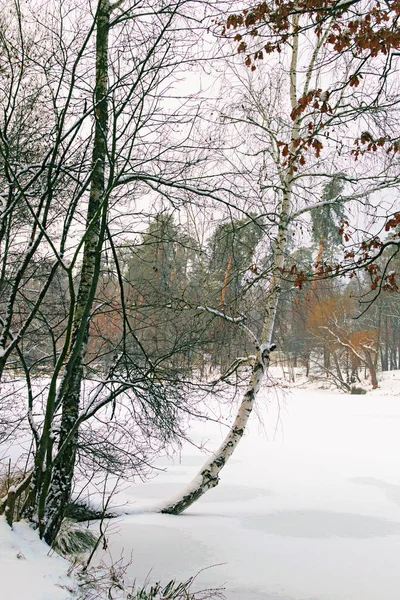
top-left (196, 305), bottom-right (260, 348)
top-left (290, 197), bottom-right (345, 221)
top-left (196, 305), bottom-right (244, 323)
top-left (213, 355), bottom-right (257, 383)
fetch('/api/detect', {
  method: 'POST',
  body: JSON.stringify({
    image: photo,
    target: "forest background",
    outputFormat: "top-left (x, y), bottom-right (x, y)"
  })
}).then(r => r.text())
top-left (0, 0), bottom-right (400, 556)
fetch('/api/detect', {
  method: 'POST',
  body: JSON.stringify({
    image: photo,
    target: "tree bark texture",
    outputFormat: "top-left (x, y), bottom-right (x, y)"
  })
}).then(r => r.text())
top-left (40, 0), bottom-right (111, 545)
top-left (161, 18), bottom-right (300, 515)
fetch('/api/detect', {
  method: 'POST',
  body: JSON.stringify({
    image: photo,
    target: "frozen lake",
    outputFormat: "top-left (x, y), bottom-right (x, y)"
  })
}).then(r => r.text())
top-left (95, 384), bottom-right (400, 600)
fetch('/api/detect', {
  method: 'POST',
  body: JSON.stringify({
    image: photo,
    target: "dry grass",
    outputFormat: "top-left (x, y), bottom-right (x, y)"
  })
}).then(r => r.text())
top-left (1, 469), bottom-right (23, 496)
top-left (77, 560), bottom-right (226, 600)
top-left (0, 463), bottom-right (30, 520)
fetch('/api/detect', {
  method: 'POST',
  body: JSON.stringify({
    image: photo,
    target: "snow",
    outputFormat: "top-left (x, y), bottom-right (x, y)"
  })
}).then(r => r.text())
top-left (371, 369), bottom-right (400, 396)
top-left (3, 371), bottom-right (400, 599)
top-left (0, 517), bottom-right (75, 600)
top-left (91, 380), bottom-right (400, 600)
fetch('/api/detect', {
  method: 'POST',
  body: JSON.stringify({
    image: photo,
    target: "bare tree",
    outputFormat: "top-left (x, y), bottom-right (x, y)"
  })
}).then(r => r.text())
top-left (160, 1), bottom-right (400, 513)
top-left (2, 0), bottom-right (400, 537)
top-left (0, 0), bottom-right (231, 544)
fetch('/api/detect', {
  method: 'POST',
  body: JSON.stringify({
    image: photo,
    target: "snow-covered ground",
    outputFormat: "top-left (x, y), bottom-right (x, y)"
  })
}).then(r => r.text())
top-left (0, 517), bottom-right (75, 600)
top-left (93, 373), bottom-right (400, 600)
top-left (2, 371), bottom-right (400, 599)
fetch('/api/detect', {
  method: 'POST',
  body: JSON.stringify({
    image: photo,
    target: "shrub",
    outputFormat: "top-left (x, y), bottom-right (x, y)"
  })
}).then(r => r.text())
top-left (350, 386), bottom-right (367, 395)
top-left (53, 519), bottom-right (97, 557)
top-left (65, 500), bottom-right (113, 522)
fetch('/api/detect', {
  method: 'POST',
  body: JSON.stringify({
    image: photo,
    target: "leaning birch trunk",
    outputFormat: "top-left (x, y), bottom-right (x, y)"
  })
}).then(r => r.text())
top-left (160, 348), bottom-right (274, 515)
top-left (161, 202), bottom-right (289, 515)
top-left (161, 17), bottom-right (300, 516)
top-left (39, 0), bottom-right (111, 545)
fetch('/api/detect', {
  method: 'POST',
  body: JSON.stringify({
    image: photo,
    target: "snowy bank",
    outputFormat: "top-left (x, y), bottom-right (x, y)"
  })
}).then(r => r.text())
top-left (90, 386), bottom-right (400, 600)
top-left (0, 517), bottom-right (75, 600)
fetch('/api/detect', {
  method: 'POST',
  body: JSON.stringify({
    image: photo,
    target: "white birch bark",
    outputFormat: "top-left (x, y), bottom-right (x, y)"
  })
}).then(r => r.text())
top-left (161, 19), bottom-right (300, 516)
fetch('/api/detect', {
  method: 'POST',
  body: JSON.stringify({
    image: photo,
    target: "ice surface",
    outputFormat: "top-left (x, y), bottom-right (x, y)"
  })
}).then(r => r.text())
top-left (93, 384), bottom-right (400, 600)
top-left (3, 372), bottom-right (400, 599)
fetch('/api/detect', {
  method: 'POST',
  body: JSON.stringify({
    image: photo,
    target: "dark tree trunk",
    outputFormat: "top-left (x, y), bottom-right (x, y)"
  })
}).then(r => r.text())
top-left (364, 350), bottom-right (378, 390)
top-left (41, 0), bottom-right (111, 545)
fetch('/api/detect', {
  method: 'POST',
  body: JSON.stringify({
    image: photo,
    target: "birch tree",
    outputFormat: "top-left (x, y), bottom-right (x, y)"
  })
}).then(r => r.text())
top-left (2, 0), bottom-right (400, 538)
top-left (161, 14), bottom-right (302, 515)
top-left (161, 0), bottom-right (400, 513)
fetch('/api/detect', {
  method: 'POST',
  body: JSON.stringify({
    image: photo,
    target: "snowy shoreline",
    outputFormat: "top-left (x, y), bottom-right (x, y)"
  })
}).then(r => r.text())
top-left (2, 378), bottom-right (400, 599)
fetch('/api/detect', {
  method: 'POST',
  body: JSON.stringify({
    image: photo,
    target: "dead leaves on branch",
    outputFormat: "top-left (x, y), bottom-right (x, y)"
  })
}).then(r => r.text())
top-left (216, 2), bottom-right (400, 297)
top-left (326, 9), bottom-right (400, 57)
top-left (281, 213), bottom-right (400, 293)
top-left (218, 0), bottom-right (400, 70)
top-left (385, 212), bottom-right (400, 231)
top-left (351, 133), bottom-right (400, 160)
top-left (276, 117), bottom-right (400, 170)
top-left (289, 90), bottom-right (331, 122)
top-left (217, 1), bottom-right (400, 167)
top-left (273, 90), bottom-right (330, 169)
top-left (215, 1), bottom-right (400, 164)
top-left (277, 135), bottom-right (324, 171)
top-left (338, 216), bottom-right (400, 293)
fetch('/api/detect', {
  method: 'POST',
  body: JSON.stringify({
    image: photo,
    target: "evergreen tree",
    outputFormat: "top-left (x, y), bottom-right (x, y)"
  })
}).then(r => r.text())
top-left (311, 175), bottom-right (346, 266)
